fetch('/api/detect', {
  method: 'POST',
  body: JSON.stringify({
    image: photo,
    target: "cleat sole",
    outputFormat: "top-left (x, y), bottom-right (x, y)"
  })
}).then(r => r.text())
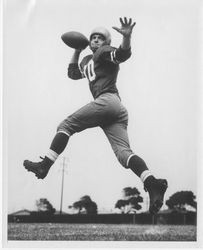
top-left (149, 179), bottom-right (168, 214)
top-left (150, 200), bottom-right (163, 214)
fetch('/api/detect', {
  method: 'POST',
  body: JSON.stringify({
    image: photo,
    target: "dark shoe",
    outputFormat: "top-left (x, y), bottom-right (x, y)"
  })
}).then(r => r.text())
top-left (144, 176), bottom-right (168, 214)
top-left (23, 156), bottom-right (53, 179)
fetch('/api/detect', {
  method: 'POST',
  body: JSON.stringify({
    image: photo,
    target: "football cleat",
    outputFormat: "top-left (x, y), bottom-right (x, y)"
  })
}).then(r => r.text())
top-left (144, 176), bottom-right (168, 214)
top-left (23, 156), bottom-right (53, 179)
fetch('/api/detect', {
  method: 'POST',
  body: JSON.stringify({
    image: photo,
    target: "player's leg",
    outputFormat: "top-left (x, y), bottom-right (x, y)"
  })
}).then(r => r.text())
top-left (101, 101), bottom-right (151, 178)
top-left (128, 154), bottom-right (168, 214)
top-left (102, 122), bottom-right (151, 179)
top-left (23, 131), bottom-right (70, 179)
top-left (23, 95), bottom-right (117, 179)
top-left (102, 105), bottom-right (167, 214)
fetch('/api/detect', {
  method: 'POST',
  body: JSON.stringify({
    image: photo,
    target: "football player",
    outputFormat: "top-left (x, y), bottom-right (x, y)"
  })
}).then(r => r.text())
top-left (24, 17), bottom-right (168, 214)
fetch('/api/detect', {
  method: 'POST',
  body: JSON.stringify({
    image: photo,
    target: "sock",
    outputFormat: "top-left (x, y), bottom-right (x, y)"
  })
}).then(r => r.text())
top-left (140, 170), bottom-right (152, 183)
top-left (46, 149), bottom-right (59, 162)
top-left (50, 131), bottom-right (69, 154)
top-left (46, 132), bottom-right (69, 162)
top-left (128, 154), bottom-right (153, 183)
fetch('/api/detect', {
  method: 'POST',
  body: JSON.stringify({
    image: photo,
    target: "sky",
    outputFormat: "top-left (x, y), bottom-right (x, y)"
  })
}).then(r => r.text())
top-left (3, 0), bottom-right (202, 214)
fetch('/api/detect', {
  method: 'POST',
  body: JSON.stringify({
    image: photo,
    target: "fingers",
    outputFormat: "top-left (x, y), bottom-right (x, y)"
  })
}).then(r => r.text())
top-left (131, 21), bottom-right (136, 29)
top-left (124, 17), bottom-right (128, 25)
top-left (119, 17), bottom-right (136, 27)
top-left (75, 48), bottom-right (83, 53)
top-left (113, 17), bottom-right (136, 36)
top-left (112, 26), bottom-right (123, 35)
top-left (119, 17), bottom-right (125, 26)
top-left (112, 26), bottom-right (121, 32)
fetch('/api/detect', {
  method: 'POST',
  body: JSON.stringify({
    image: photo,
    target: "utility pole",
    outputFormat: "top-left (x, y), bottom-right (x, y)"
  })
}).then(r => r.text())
top-left (60, 157), bottom-right (67, 215)
top-left (146, 196), bottom-right (149, 212)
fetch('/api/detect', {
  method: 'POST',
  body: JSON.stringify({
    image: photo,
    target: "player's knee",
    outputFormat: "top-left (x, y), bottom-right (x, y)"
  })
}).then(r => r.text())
top-left (57, 121), bottom-right (65, 132)
top-left (57, 120), bottom-right (72, 136)
top-left (116, 150), bottom-right (131, 169)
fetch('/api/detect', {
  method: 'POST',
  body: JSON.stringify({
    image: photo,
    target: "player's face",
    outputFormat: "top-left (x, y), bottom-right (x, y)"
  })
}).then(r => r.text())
top-left (90, 34), bottom-right (106, 53)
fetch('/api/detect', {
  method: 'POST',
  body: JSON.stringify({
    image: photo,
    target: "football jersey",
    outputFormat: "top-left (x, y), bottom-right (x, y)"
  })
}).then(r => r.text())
top-left (68, 45), bottom-right (131, 99)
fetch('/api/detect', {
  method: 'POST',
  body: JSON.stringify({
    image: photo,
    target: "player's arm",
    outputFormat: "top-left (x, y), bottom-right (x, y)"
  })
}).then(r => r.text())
top-left (113, 17), bottom-right (136, 50)
top-left (68, 49), bottom-right (84, 80)
top-left (112, 17), bottom-right (136, 62)
top-left (101, 17), bottom-right (135, 64)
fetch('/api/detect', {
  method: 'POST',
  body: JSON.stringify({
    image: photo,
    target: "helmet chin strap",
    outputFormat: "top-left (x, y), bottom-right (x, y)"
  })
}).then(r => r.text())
top-left (90, 46), bottom-right (99, 53)
top-left (89, 40), bottom-right (109, 53)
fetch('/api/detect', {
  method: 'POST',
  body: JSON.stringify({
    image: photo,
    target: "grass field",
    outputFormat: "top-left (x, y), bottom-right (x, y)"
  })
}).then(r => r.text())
top-left (7, 223), bottom-right (196, 241)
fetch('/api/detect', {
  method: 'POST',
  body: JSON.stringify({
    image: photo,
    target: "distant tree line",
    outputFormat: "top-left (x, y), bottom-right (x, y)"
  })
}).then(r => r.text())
top-left (68, 195), bottom-right (97, 214)
top-left (34, 189), bottom-right (197, 215)
top-left (115, 187), bottom-right (143, 213)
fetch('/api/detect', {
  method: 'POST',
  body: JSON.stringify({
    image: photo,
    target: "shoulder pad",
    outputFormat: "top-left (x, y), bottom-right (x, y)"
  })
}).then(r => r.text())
top-left (80, 54), bottom-right (92, 65)
top-left (97, 45), bottom-right (116, 53)
top-left (94, 45), bottom-right (117, 61)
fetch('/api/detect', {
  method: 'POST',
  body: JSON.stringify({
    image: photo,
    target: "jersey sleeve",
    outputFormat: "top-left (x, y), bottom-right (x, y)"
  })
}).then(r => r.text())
top-left (99, 45), bottom-right (132, 64)
top-left (68, 63), bottom-right (84, 80)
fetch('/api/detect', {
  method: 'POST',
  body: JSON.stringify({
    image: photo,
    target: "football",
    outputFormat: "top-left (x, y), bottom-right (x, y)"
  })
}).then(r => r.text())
top-left (61, 31), bottom-right (89, 49)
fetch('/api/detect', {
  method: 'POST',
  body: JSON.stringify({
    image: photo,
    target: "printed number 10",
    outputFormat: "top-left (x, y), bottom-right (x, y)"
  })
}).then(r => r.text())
top-left (84, 60), bottom-right (96, 82)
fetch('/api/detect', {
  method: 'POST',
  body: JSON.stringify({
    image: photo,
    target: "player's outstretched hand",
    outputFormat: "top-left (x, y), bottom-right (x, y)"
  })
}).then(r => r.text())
top-left (112, 17), bottom-right (136, 37)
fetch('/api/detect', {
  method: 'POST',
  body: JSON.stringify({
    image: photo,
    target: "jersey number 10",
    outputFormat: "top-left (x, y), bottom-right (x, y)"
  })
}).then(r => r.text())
top-left (83, 60), bottom-right (96, 82)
